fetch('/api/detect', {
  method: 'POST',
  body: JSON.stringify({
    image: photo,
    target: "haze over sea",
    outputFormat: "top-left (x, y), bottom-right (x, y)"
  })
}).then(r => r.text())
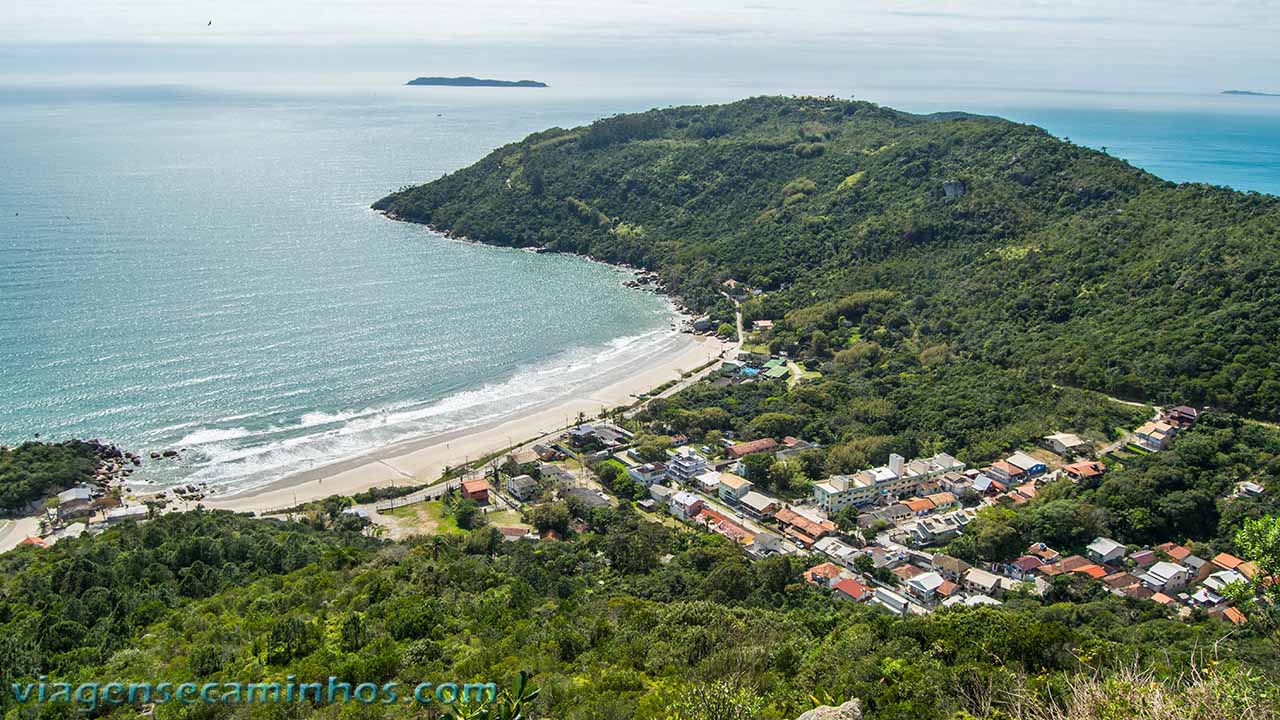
top-left (2, 75), bottom-right (1278, 492)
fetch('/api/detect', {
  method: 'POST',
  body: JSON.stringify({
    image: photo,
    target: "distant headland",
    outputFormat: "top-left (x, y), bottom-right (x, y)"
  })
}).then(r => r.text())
top-left (1222, 89), bottom-right (1279, 97)
top-left (406, 76), bottom-right (548, 88)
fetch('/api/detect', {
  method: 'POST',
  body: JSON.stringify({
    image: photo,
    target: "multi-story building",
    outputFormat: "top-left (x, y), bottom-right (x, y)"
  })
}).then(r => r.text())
top-left (812, 452), bottom-right (965, 513)
top-left (667, 446), bottom-right (709, 483)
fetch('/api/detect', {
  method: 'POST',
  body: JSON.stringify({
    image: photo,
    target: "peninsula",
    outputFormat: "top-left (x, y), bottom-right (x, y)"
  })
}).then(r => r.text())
top-left (405, 76), bottom-right (547, 88)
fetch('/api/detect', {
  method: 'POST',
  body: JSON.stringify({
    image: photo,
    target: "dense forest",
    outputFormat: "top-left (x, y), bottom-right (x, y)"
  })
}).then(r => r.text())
top-left (375, 96), bottom-right (1280, 418)
top-left (2, 510), bottom-right (1277, 720)
top-left (0, 441), bottom-right (103, 516)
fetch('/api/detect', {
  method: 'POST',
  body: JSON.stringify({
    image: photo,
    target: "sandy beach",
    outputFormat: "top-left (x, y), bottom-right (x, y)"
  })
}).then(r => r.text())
top-left (199, 332), bottom-right (729, 515)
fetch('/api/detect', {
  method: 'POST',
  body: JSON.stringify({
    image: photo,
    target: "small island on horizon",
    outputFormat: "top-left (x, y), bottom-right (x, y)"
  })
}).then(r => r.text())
top-left (406, 76), bottom-right (548, 88)
top-left (1222, 89), bottom-right (1279, 97)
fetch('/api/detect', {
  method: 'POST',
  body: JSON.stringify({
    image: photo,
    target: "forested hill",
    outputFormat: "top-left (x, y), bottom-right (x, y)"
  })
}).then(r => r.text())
top-left (375, 96), bottom-right (1280, 417)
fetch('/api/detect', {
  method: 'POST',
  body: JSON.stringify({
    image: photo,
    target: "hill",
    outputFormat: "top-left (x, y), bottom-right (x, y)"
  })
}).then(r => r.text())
top-left (2, 509), bottom-right (1276, 720)
top-left (374, 96), bottom-right (1280, 418)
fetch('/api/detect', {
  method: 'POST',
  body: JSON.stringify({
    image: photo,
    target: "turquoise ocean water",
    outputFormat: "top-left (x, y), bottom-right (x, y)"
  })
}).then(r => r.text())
top-left (1, 83), bottom-right (1277, 492)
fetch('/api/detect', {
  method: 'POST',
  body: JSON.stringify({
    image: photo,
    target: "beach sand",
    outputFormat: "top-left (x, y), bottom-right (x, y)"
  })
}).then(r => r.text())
top-left (200, 332), bottom-right (728, 515)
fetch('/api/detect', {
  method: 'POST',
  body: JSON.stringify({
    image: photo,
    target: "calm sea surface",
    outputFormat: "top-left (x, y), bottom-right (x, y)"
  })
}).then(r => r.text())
top-left (1, 83), bottom-right (1276, 491)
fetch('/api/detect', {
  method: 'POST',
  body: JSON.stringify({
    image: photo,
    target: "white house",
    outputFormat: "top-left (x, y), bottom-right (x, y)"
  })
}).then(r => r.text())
top-left (1042, 432), bottom-right (1090, 457)
top-left (626, 463), bottom-right (668, 487)
top-left (669, 491), bottom-right (704, 520)
top-left (1086, 537), bottom-right (1127, 565)
top-left (1140, 561), bottom-right (1192, 593)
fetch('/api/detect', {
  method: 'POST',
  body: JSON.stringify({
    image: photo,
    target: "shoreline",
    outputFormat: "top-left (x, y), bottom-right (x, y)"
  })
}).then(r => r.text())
top-left (195, 331), bottom-right (727, 515)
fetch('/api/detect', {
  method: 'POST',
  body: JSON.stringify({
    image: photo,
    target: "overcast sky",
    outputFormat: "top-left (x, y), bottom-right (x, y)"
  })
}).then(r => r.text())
top-left (3, 1), bottom-right (1278, 93)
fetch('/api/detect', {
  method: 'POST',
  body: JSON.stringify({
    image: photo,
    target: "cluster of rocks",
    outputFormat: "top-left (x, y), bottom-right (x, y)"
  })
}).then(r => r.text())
top-left (622, 271), bottom-right (663, 290)
top-left (82, 439), bottom-right (141, 485)
top-left (169, 483), bottom-right (208, 502)
top-left (148, 448), bottom-right (182, 460)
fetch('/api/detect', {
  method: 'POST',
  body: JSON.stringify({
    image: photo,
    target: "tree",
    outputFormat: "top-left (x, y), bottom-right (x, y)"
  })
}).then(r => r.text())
top-left (740, 453), bottom-right (774, 485)
top-left (452, 498), bottom-right (483, 530)
top-left (767, 459), bottom-right (797, 494)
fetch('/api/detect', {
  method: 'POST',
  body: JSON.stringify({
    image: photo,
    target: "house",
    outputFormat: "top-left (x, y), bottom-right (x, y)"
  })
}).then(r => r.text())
top-left (1165, 405), bottom-right (1200, 427)
top-left (925, 491), bottom-right (958, 511)
top-left (814, 536), bottom-right (861, 567)
top-left (900, 497), bottom-right (936, 516)
top-left (1063, 461), bottom-right (1106, 482)
top-left (668, 447), bottom-right (710, 483)
top-left (1129, 550), bottom-right (1157, 567)
top-left (739, 491), bottom-right (781, 519)
top-left (972, 474), bottom-right (1007, 496)
top-left (1028, 543), bottom-right (1061, 564)
top-left (506, 474), bottom-right (539, 501)
top-left (649, 484), bottom-right (674, 504)
top-left (931, 554), bottom-right (973, 582)
top-left (507, 448), bottom-right (540, 468)
top-left (1042, 432), bottom-right (1090, 457)
top-left (1233, 481), bottom-right (1265, 498)
top-left (669, 491), bottom-right (705, 520)
top-left (1135, 421), bottom-right (1177, 451)
top-left (461, 479), bottom-right (490, 503)
top-left (1074, 564), bottom-right (1109, 580)
top-left (892, 564), bottom-right (925, 582)
top-left (1212, 552), bottom-right (1245, 572)
top-left (696, 470), bottom-right (729, 494)
top-left (753, 319), bottom-right (774, 330)
top-left (1006, 555), bottom-right (1044, 580)
top-left (497, 526), bottom-right (539, 542)
top-left (56, 487), bottom-right (95, 519)
top-left (963, 568), bottom-right (1005, 597)
top-left (1087, 537), bottom-right (1128, 565)
top-left (1183, 554), bottom-right (1213, 583)
top-left (775, 507), bottom-right (837, 547)
top-left (718, 473), bottom-right (753, 502)
top-left (626, 462), bottom-right (668, 487)
top-left (833, 577), bottom-right (872, 602)
top-left (1060, 555), bottom-right (1093, 573)
top-left (1007, 451), bottom-right (1047, 477)
top-left (1103, 571), bottom-right (1142, 594)
top-left (533, 443), bottom-right (560, 461)
top-left (905, 512), bottom-right (967, 546)
top-left (727, 437), bottom-right (779, 460)
top-left (1155, 542), bottom-right (1192, 563)
top-left (1204, 569), bottom-right (1246, 595)
top-left (106, 504), bottom-right (148, 524)
top-left (565, 487), bottom-right (610, 510)
top-left (1140, 561), bottom-right (1192, 592)
top-left (1220, 607), bottom-right (1248, 626)
top-left (858, 504), bottom-right (911, 527)
top-left (776, 436), bottom-right (814, 460)
top-left (904, 571), bottom-right (947, 603)
top-left (538, 462), bottom-right (574, 485)
top-left (987, 460), bottom-right (1026, 483)
top-left (872, 587), bottom-right (912, 615)
top-left (804, 562), bottom-right (846, 587)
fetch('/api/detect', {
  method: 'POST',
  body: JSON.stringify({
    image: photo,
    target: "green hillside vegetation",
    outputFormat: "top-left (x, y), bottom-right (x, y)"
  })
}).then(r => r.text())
top-left (3, 510), bottom-right (1278, 720)
top-left (375, 96), bottom-right (1280, 419)
top-left (0, 441), bottom-right (102, 516)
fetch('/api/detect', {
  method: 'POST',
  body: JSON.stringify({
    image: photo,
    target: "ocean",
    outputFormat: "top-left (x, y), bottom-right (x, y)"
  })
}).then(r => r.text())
top-left (2, 82), bottom-right (1277, 492)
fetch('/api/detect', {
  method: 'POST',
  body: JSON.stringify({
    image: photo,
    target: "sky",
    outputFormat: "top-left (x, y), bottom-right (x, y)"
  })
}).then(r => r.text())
top-left (3, 1), bottom-right (1279, 95)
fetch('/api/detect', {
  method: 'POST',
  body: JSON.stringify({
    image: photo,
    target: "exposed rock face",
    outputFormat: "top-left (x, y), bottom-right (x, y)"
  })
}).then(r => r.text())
top-left (796, 699), bottom-right (861, 720)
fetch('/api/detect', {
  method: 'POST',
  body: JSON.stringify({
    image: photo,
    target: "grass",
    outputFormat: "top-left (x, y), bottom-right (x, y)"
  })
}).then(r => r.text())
top-left (483, 508), bottom-right (529, 528)
top-left (383, 500), bottom-right (464, 535)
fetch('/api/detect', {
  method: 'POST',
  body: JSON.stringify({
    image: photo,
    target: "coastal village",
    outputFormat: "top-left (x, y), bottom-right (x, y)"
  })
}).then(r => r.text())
top-left (7, 306), bottom-right (1267, 632)
top-left (352, 355), bottom-right (1258, 629)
